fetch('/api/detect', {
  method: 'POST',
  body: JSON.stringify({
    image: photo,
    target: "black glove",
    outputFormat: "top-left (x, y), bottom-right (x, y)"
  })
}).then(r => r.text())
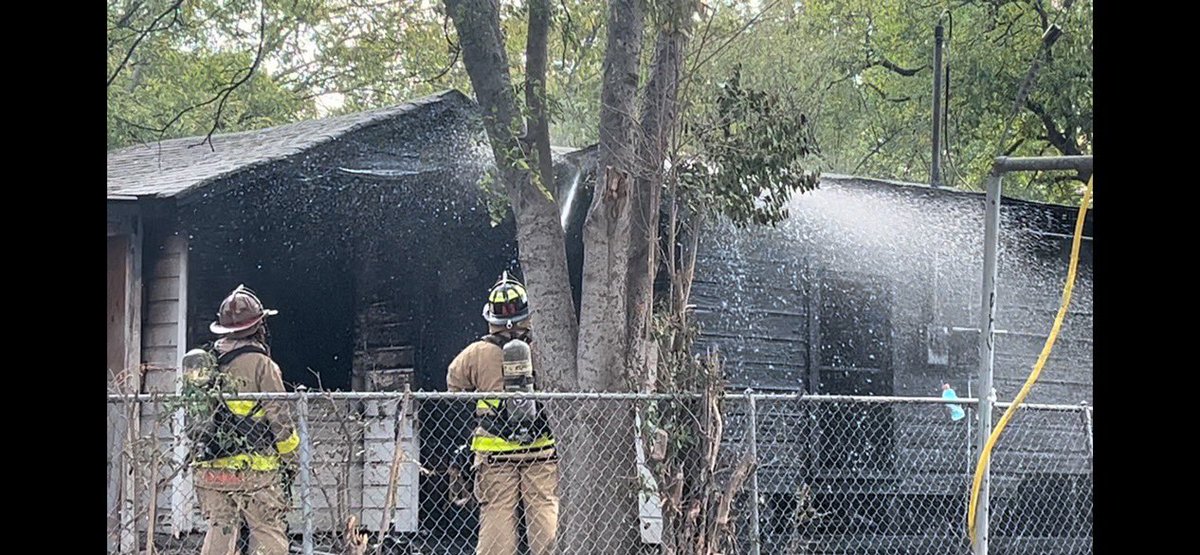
top-left (280, 463), bottom-right (297, 505)
top-left (448, 444), bottom-right (475, 508)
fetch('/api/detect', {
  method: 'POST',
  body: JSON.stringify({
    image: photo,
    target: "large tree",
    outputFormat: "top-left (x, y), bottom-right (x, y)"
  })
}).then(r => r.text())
top-left (441, 0), bottom-right (648, 549)
top-left (442, 0), bottom-right (823, 552)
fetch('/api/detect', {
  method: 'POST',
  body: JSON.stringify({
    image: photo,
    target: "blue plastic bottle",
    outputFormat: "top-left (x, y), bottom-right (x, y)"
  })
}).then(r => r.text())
top-left (942, 384), bottom-right (966, 421)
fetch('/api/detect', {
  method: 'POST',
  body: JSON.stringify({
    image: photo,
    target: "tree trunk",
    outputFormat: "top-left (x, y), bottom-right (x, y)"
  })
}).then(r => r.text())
top-left (447, 1), bottom-right (701, 551)
top-left (444, 0), bottom-right (579, 391)
top-left (627, 0), bottom-right (696, 392)
top-left (560, 0), bottom-right (646, 552)
top-left (526, 0), bottom-right (555, 208)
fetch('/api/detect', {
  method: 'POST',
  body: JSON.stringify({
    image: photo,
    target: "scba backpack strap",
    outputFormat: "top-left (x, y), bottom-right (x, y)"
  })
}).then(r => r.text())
top-left (193, 344), bottom-right (275, 462)
top-left (214, 344), bottom-right (270, 415)
top-left (216, 345), bottom-right (268, 366)
top-left (476, 332), bottom-right (550, 443)
top-left (479, 329), bottom-right (533, 349)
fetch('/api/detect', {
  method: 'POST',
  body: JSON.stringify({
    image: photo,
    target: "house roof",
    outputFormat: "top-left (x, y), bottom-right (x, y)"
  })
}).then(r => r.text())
top-left (822, 173), bottom-right (1091, 212)
top-left (106, 89), bottom-right (470, 200)
top-left (107, 88), bottom-right (1085, 216)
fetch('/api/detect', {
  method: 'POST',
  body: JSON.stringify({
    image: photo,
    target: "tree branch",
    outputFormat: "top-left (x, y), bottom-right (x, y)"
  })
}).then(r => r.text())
top-left (853, 127), bottom-right (902, 174)
top-left (558, 0), bottom-right (574, 71)
top-left (865, 82), bottom-right (911, 102)
top-left (824, 71), bottom-right (858, 92)
top-left (526, 0), bottom-right (555, 198)
top-left (115, 0), bottom-right (146, 29)
top-left (193, 0), bottom-right (269, 150)
top-left (1024, 99), bottom-right (1080, 156)
top-left (107, 0), bottom-right (185, 88)
top-left (1003, 137), bottom-right (1026, 156)
top-left (990, 9), bottom-right (1026, 46)
top-left (872, 55), bottom-right (927, 77)
top-left (1025, 100), bottom-right (1089, 182)
top-left (685, 0), bottom-right (782, 78)
top-left (1032, 0), bottom-right (1050, 29)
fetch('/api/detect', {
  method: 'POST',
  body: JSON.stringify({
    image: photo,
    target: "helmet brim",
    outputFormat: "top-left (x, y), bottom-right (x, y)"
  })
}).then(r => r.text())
top-left (209, 309), bottom-right (277, 335)
top-left (482, 305), bottom-right (530, 327)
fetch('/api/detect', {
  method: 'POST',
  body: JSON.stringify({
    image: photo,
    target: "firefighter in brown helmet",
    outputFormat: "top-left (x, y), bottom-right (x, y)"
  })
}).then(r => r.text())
top-left (185, 285), bottom-right (298, 555)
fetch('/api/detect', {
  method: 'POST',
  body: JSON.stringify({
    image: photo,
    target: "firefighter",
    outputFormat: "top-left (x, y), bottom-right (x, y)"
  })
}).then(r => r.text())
top-left (188, 285), bottom-right (299, 555)
top-left (447, 272), bottom-right (559, 555)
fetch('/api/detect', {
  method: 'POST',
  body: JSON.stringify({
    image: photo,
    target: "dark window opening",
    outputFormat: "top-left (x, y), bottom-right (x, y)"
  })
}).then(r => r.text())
top-left (996, 473), bottom-right (1092, 538)
top-left (816, 276), bottom-right (892, 379)
top-left (811, 274), bottom-right (896, 471)
top-left (808, 491), bottom-right (891, 536)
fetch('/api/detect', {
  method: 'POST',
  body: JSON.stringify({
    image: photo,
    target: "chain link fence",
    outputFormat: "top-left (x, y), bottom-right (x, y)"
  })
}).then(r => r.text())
top-left (106, 391), bottom-right (1092, 555)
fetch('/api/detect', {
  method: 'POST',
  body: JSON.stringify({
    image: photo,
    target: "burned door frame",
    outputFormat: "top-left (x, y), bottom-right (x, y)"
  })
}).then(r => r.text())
top-left (805, 268), bottom-right (898, 474)
top-left (107, 209), bottom-right (143, 553)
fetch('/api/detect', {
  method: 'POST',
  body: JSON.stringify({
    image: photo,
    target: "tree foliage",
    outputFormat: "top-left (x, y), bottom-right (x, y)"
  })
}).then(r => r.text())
top-left (678, 66), bottom-right (822, 227)
top-left (107, 0), bottom-right (607, 150)
top-left (108, 0), bottom-right (1091, 206)
top-left (107, 0), bottom-right (319, 149)
top-left (707, 0), bottom-right (1092, 203)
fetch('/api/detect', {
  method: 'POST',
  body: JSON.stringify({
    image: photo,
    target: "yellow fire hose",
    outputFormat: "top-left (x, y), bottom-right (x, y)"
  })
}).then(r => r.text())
top-left (967, 175), bottom-right (1093, 544)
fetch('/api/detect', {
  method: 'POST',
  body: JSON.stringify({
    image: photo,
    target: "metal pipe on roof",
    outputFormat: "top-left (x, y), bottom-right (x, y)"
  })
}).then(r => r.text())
top-left (993, 155), bottom-right (1093, 174)
top-left (931, 23), bottom-right (945, 187)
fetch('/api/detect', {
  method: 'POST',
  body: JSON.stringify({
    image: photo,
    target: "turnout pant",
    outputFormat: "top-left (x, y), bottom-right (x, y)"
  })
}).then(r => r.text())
top-left (474, 450), bottom-right (559, 555)
top-left (194, 468), bottom-right (290, 555)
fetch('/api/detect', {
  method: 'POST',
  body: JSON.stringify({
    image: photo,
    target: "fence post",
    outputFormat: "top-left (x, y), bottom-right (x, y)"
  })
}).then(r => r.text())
top-left (119, 394), bottom-right (140, 555)
top-left (297, 386), bottom-right (315, 555)
top-left (1080, 402), bottom-right (1093, 462)
top-left (745, 388), bottom-right (763, 555)
top-left (974, 172), bottom-right (1002, 555)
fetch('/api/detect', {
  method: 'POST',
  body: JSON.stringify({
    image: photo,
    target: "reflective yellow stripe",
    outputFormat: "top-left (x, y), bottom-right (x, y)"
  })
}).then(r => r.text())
top-left (472, 398), bottom-right (552, 451)
top-left (192, 453), bottom-right (280, 471)
top-left (276, 430), bottom-right (300, 455)
top-left (225, 400), bottom-right (265, 418)
top-left (472, 435), bottom-right (555, 453)
top-left (489, 284), bottom-right (526, 303)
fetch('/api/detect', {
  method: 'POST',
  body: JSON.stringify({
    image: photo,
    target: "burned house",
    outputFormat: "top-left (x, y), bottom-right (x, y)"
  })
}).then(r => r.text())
top-left (107, 89), bottom-right (1092, 553)
top-left (106, 90), bottom-right (596, 549)
top-left (684, 176), bottom-right (1094, 553)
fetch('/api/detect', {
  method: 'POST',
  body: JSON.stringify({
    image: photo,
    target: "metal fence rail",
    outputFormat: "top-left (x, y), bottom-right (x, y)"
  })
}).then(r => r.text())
top-left (105, 391), bottom-right (1092, 555)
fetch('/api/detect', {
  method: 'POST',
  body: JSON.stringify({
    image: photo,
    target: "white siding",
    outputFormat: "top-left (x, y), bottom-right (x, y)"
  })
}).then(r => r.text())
top-left (137, 234), bottom-right (197, 536)
top-left (284, 400), bottom-right (420, 534)
top-left (635, 415), bottom-right (663, 544)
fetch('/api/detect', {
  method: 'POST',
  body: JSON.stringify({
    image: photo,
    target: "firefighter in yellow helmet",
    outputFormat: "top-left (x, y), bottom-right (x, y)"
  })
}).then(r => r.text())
top-left (186, 285), bottom-right (299, 555)
top-left (447, 272), bottom-right (558, 555)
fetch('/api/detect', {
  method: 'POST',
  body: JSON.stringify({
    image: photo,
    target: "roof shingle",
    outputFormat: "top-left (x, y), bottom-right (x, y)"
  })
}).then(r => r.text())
top-left (107, 90), bottom-right (468, 199)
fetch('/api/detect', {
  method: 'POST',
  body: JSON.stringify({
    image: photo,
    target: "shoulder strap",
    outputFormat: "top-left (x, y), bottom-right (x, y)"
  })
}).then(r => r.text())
top-left (211, 345), bottom-right (270, 417)
top-left (480, 334), bottom-right (509, 348)
top-left (479, 330), bottom-right (533, 348)
top-left (216, 345), bottom-right (269, 366)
